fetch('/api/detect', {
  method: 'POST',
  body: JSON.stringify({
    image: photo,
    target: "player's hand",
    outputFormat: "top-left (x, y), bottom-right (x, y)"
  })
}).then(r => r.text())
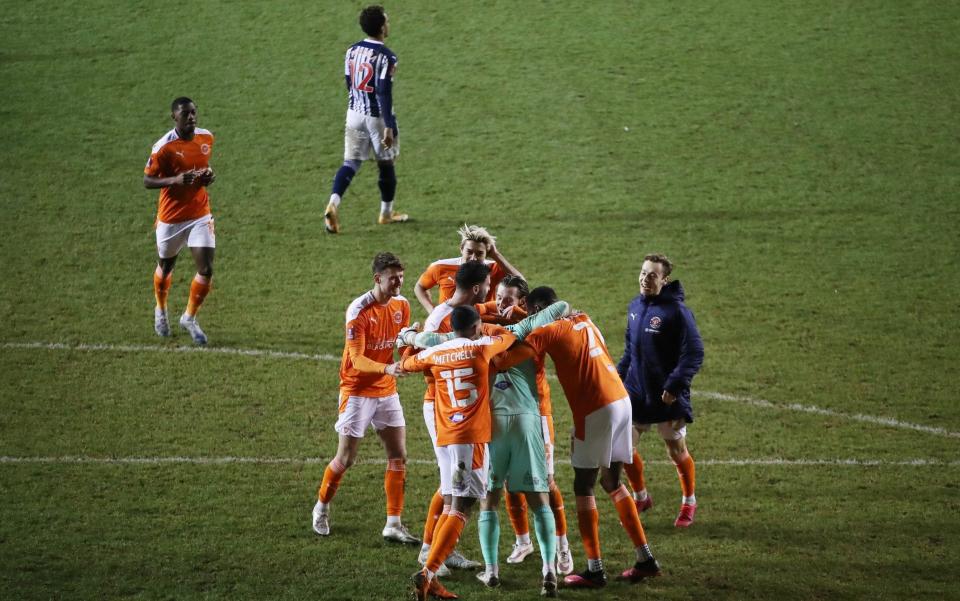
top-left (179, 170), bottom-right (199, 185)
top-left (385, 361), bottom-right (406, 378)
top-left (662, 390), bottom-right (677, 405)
top-left (396, 323), bottom-right (421, 348)
top-left (486, 241), bottom-right (501, 258)
top-left (198, 167), bottom-right (216, 186)
top-left (381, 127), bottom-right (395, 148)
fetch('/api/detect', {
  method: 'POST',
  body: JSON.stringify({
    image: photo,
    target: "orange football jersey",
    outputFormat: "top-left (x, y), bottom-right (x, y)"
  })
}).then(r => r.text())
top-left (522, 313), bottom-right (627, 438)
top-left (338, 291), bottom-right (410, 401)
top-left (402, 331), bottom-right (516, 445)
top-left (144, 128), bottom-right (214, 223)
top-left (417, 258), bottom-right (507, 304)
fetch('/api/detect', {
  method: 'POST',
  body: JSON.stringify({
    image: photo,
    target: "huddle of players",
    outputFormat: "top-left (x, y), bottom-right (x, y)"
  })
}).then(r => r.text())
top-left (311, 225), bottom-right (705, 599)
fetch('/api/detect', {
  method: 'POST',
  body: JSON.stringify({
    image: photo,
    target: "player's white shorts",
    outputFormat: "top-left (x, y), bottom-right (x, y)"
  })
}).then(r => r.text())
top-left (635, 419), bottom-right (687, 441)
top-left (156, 214), bottom-right (215, 259)
top-left (424, 401), bottom-right (453, 496)
top-left (443, 443), bottom-right (489, 499)
top-left (541, 415), bottom-right (555, 476)
top-left (570, 397), bottom-right (633, 469)
top-left (334, 392), bottom-right (405, 438)
top-left (344, 109), bottom-right (399, 162)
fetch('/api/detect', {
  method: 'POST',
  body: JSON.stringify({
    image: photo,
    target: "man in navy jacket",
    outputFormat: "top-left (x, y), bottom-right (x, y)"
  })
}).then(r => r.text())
top-left (617, 254), bottom-right (704, 527)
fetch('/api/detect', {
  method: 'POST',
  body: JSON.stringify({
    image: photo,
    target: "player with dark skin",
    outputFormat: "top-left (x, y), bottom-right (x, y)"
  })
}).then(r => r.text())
top-left (144, 100), bottom-right (216, 282)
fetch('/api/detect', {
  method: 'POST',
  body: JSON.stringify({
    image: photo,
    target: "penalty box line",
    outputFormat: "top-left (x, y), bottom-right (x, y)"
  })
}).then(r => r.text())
top-left (1, 456), bottom-right (958, 467)
top-left (3, 340), bottom-right (959, 440)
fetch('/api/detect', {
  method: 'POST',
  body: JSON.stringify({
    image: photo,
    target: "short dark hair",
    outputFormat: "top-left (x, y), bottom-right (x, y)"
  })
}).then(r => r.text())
top-left (372, 251), bottom-right (404, 274)
top-left (451, 305), bottom-right (480, 334)
top-left (455, 261), bottom-right (490, 290)
top-left (643, 253), bottom-right (673, 277)
top-left (171, 97), bottom-right (195, 112)
top-left (359, 5), bottom-right (387, 37)
top-left (527, 286), bottom-right (558, 312)
top-left (498, 275), bottom-right (529, 298)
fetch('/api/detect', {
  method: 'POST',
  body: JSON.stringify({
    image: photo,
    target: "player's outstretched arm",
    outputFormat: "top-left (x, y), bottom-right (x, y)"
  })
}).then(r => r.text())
top-left (144, 171), bottom-right (198, 189)
top-left (492, 341), bottom-right (536, 372)
top-left (413, 281), bottom-right (435, 314)
top-left (413, 331), bottom-right (456, 349)
top-left (508, 301), bottom-right (570, 341)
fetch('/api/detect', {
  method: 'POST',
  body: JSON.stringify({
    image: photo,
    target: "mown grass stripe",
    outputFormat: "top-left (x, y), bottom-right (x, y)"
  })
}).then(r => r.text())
top-left (4, 340), bottom-right (959, 440)
top-left (0, 455), bottom-right (956, 467)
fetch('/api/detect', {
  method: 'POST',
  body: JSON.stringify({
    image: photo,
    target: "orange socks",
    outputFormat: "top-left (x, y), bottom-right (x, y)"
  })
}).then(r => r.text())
top-left (675, 452), bottom-right (696, 501)
top-left (153, 267), bottom-right (172, 310)
top-left (506, 490), bottom-right (530, 537)
top-left (549, 482), bottom-right (567, 537)
top-left (575, 495), bottom-right (601, 561)
top-left (422, 490), bottom-right (444, 545)
top-left (623, 449), bottom-right (647, 493)
top-left (318, 458), bottom-right (347, 503)
top-left (426, 510), bottom-right (467, 573)
top-left (185, 274), bottom-right (211, 317)
top-left (384, 458), bottom-right (405, 518)
top-left (608, 484), bottom-right (648, 547)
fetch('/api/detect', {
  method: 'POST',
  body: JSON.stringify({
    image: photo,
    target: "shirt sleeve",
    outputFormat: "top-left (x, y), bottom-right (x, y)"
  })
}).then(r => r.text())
top-left (509, 301), bottom-right (569, 341)
top-left (375, 53), bottom-right (397, 131)
top-left (413, 331), bottom-right (456, 348)
top-left (417, 264), bottom-right (439, 290)
top-left (144, 147), bottom-right (163, 176)
top-left (663, 306), bottom-right (705, 393)
top-left (400, 348), bottom-right (432, 374)
top-left (492, 341), bottom-right (536, 372)
top-left (481, 332), bottom-right (518, 359)
top-left (617, 304), bottom-right (633, 381)
top-left (345, 317), bottom-right (387, 374)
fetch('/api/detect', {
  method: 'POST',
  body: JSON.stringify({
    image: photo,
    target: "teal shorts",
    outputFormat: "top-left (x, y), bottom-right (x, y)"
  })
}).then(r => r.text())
top-left (487, 413), bottom-right (549, 492)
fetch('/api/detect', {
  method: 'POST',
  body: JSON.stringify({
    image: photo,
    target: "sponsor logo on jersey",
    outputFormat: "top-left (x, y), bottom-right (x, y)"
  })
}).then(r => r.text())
top-left (494, 380), bottom-right (512, 391)
top-left (366, 339), bottom-right (395, 351)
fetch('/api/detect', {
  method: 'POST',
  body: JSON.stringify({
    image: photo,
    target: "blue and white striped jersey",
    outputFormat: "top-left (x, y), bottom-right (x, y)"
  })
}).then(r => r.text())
top-left (344, 39), bottom-right (398, 130)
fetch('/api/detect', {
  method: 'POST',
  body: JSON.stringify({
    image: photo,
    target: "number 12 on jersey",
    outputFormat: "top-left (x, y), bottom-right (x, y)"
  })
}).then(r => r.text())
top-left (348, 60), bottom-right (374, 93)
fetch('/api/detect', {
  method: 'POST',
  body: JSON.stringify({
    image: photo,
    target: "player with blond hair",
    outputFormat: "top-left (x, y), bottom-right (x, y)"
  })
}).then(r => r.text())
top-left (413, 224), bottom-right (523, 314)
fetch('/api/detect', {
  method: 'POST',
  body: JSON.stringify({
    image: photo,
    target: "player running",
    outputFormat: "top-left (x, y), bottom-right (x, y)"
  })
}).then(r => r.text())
top-left (311, 252), bottom-right (420, 545)
top-left (495, 286), bottom-right (663, 588)
top-left (413, 224), bottom-right (523, 313)
top-left (400, 305), bottom-right (516, 601)
top-left (143, 97), bottom-right (217, 345)
top-left (618, 254), bottom-right (704, 527)
top-left (324, 5), bottom-right (408, 233)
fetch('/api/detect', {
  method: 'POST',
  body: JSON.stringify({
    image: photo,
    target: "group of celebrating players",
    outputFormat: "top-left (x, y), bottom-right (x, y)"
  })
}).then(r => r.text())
top-left (141, 5), bottom-right (704, 599)
top-left (310, 225), bottom-right (705, 600)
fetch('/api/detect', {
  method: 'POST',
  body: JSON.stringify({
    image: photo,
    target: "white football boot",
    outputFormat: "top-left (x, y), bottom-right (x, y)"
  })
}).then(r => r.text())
top-left (154, 307), bottom-right (170, 337)
top-left (382, 523), bottom-right (421, 545)
top-left (506, 541), bottom-right (535, 564)
top-left (445, 548), bottom-right (481, 570)
top-left (311, 501), bottom-right (330, 536)
top-left (179, 314), bottom-right (208, 346)
top-left (417, 546), bottom-right (451, 576)
top-left (556, 548), bottom-right (574, 575)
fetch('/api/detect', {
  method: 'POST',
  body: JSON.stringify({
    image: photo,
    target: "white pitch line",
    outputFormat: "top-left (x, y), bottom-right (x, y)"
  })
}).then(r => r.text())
top-left (0, 455), bottom-right (957, 467)
top-left (3, 340), bottom-right (959, 440)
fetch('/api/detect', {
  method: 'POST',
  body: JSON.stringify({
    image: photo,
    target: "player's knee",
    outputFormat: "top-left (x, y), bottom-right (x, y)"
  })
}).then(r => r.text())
top-left (343, 159), bottom-right (362, 173)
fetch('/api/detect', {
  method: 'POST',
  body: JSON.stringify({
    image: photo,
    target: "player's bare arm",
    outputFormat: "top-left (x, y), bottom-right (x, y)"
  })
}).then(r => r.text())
top-left (143, 170), bottom-right (200, 189)
top-left (413, 282), bottom-right (435, 313)
top-left (487, 242), bottom-right (523, 279)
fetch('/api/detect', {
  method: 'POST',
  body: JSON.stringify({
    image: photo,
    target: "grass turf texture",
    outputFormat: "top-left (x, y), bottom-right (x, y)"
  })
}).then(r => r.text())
top-left (1, 1), bottom-right (958, 599)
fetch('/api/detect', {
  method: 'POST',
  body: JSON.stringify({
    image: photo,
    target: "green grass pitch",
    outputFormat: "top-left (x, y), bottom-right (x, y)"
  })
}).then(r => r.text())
top-left (1, 1), bottom-right (958, 600)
